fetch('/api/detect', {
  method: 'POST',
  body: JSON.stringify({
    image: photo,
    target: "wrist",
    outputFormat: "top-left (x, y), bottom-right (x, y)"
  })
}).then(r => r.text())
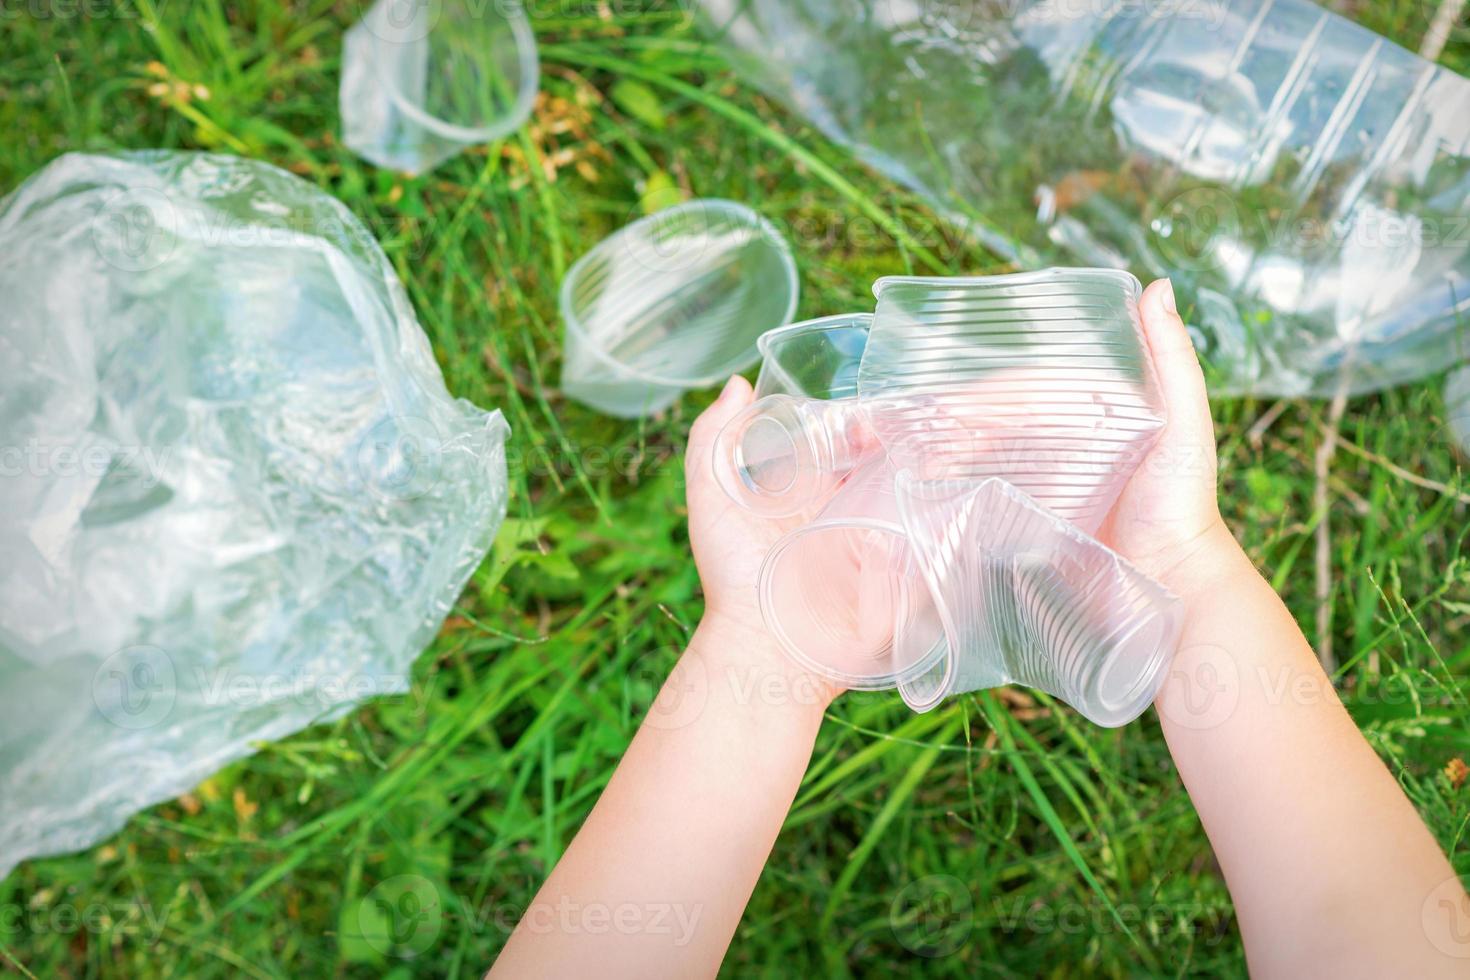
top-left (688, 611), bottom-right (840, 726)
top-left (1137, 519), bottom-right (1256, 603)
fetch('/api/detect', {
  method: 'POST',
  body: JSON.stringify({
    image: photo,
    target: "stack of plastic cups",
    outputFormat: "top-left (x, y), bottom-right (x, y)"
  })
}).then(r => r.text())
top-left (715, 269), bottom-right (1185, 727)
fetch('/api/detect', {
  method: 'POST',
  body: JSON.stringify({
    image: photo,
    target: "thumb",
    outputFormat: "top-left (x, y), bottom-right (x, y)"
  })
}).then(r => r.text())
top-left (686, 375), bottom-right (755, 482)
top-left (1140, 278), bottom-right (1215, 460)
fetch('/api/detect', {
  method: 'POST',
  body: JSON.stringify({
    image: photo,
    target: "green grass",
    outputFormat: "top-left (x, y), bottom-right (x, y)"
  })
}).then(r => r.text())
top-left (2, 1), bottom-right (1468, 976)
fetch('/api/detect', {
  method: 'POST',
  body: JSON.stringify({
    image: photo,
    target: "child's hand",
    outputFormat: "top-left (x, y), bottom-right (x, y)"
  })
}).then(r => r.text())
top-left (684, 377), bottom-right (845, 710)
top-left (1097, 279), bottom-right (1238, 596)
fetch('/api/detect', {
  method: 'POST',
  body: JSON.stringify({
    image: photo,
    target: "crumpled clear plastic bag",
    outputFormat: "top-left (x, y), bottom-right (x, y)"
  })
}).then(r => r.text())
top-left (0, 151), bottom-right (510, 880)
top-left (700, 0), bottom-right (1470, 398)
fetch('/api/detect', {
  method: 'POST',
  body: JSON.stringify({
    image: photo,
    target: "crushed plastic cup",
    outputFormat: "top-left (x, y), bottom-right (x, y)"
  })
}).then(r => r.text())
top-left (893, 475), bottom-right (1182, 727)
top-left (758, 457), bottom-right (946, 690)
top-left (341, 0), bottom-right (540, 174)
top-left (753, 312), bottom-right (871, 399)
top-left (559, 199), bottom-right (799, 418)
top-left (859, 268), bottom-right (1165, 534)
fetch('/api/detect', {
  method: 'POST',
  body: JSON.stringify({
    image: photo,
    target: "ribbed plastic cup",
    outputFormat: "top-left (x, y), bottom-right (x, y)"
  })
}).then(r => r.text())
top-left (860, 268), bottom-right (1165, 534)
top-left (753, 313), bottom-right (872, 399)
top-left (893, 474), bottom-right (1182, 727)
top-left (559, 200), bottom-right (799, 418)
top-left (758, 457), bottom-right (946, 690)
top-left (341, 0), bottom-right (540, 174)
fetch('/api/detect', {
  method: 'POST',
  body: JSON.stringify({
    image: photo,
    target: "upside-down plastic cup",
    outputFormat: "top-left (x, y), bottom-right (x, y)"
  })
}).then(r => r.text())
top-left (758, 457), bottom-right (946, 690)
top-left (860, 268), bottom-right (1166, 534)
top-left (753, 313), bottom-right (872, 399)
top-left (341, 0), bottom-right (540, 173)
top-left (559, 200), bottom-right (799, 418)
top-left (893, 474), bottom-right (1182, 727)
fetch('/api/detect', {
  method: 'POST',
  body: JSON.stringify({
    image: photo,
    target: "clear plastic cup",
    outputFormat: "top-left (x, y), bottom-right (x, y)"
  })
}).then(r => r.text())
top-left (714, 313), bottom-right (876, 515)
top-left (860, 268), bottom-right (1165, 534)
top-left (753, 313), bottom-right (872, 399)
top-left (341, 0), bottom-right (540, 174)
top-left (559, 200), bottom-right (800, 418)
top-left (758, 457), bottom-right (946, 690)
top-left (712, 394), bottom-right (874, 517)
top-left (893, 474), bottom-right (1182, 727)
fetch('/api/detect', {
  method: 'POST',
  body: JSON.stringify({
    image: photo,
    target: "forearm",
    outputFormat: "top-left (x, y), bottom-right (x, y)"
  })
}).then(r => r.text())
top-left (490, 617), bottom-right (828, 979)
top-left (1155, 524), bottom-right (1464, 976)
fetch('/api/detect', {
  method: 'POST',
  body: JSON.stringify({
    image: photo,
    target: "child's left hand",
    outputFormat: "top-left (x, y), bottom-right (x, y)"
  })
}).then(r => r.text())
top-left (683, 376), bottom-right (845, 711)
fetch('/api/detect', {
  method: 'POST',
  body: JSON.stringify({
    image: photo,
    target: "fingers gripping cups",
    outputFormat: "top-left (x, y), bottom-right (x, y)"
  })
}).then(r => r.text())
top-left (341, 0), bottom-right (540, 174)
top-left (721, 268), bottom-right (1181, 725)
top-left (559, 200), bottom-right (800, 418)
top-left (893, 475), bottom-right (1183, 727)
top-left (758, 458), bottom-right (947, 690)
top-left (859, 268), bottom-right (1166, 535)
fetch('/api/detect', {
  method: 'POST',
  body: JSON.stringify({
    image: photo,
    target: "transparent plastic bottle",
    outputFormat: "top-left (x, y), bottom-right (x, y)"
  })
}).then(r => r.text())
top-left (702, 0), bottom-right (1470, 397)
